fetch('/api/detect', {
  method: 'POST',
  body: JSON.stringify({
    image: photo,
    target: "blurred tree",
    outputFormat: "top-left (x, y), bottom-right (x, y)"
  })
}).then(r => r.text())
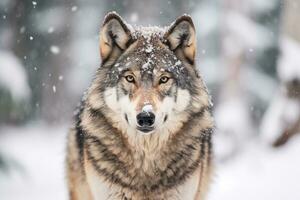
top-left (269, 0), bottom-right (300, 148)
top-left (252, 0), bottom-right (282, 78)
top-left (4, 0), bottom-right (74, 123)
top-left (36, 1), bottom-right (73, 123)
top-left (213, 0), bottom-right (283, 161)
top-left (0, 0), bottom-right (31, 123)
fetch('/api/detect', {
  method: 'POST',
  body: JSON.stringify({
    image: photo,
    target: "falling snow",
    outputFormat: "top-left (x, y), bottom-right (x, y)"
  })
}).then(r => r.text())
top-left (48, 27), bottom-right (54, 33)
top-left (52, 85), bottom-right (56, 93)
top-left (71, 6), bottom-right (78, 12)
top-left (20, 26), bottom-right (25, 34)
top-left (50, 46), bottom-right (60, 54)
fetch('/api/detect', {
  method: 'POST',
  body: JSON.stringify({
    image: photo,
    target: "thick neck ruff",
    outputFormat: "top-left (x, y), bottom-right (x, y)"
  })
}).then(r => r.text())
top-left (80, 105), bottom-right (212, 195)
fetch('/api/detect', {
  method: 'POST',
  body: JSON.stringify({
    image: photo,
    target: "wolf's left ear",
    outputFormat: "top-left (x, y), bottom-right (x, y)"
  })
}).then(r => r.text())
top-left (99, 12), bottom-right (132, 63)
top-left (164, 15), bottom-right (196, 65)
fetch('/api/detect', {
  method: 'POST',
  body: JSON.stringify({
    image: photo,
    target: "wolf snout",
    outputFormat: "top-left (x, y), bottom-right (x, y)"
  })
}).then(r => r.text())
top-left (136, 112), bottom-right (155, 132)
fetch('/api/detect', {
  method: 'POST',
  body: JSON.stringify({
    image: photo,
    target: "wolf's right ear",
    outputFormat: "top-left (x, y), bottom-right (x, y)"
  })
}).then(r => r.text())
top-left (99, 12), bottom-right (132, 63)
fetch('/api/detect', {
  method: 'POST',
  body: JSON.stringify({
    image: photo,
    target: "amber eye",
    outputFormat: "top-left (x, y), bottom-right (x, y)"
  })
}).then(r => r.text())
top-left (159, 76), bottom-right (170, 84)
top-left (125, 75), bottom-right (135, 83)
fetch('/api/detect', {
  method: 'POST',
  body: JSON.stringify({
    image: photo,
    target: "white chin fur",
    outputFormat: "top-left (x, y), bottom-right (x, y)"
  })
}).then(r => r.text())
top-left (137, 130), bottom-right (155, 136)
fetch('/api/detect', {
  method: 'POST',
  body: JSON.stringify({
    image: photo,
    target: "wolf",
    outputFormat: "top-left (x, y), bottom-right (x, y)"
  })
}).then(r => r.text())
top-left (66, 11), bottom-right (214, 200)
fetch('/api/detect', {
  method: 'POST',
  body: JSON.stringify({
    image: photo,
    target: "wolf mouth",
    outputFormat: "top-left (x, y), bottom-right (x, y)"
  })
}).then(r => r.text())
top-left (137, 125), bottom-right (155, 133)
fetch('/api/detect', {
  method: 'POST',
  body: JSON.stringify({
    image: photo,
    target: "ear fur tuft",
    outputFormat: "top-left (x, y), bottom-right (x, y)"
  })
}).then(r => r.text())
top-left (164, 15), bottom-right (196, 64)
top-left (99, 12), bottom-right (132, 63)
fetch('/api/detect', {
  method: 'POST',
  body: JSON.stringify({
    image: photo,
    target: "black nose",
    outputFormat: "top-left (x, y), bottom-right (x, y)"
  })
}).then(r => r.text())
top-left (136, 112), bottom-right (155, 127)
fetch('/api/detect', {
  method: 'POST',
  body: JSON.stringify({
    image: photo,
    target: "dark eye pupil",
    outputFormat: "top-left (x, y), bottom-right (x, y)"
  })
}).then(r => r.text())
top-left (160, 77), bottom-right (168, 83)
top-left (126, 75), bottom-right (134, 82)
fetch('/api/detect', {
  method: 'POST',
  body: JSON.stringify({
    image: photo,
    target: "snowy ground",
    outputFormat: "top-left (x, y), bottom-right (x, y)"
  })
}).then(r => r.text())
top-left (209, 138), bottom-right (300, 200)
top-left (0, 124), bottom-right (68, 200)
top-left (0, 124), bottom-right (300, 200)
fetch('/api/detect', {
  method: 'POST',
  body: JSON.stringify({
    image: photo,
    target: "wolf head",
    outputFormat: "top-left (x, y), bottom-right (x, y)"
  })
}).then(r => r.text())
top-left (86, 12), bottom-right (211, 140)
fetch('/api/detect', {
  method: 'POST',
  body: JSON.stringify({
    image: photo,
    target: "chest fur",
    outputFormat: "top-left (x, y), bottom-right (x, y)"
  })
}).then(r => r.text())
top-left (85, 132), bottom-right (206, 189)
top-left (83, 130), bottom-right (210, 199)
top-left (85, 155), bottom-right (201, 200)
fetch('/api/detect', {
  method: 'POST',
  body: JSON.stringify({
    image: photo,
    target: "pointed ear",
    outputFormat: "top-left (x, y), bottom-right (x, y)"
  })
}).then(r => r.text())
top-left (99, 12), bottom-right (132, 63)
top-left (164, 15), bottom-right (196, 65)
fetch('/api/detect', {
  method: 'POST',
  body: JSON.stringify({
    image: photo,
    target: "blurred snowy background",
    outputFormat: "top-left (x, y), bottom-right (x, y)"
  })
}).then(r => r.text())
top-left (1, 0), bottom-right (300, 199)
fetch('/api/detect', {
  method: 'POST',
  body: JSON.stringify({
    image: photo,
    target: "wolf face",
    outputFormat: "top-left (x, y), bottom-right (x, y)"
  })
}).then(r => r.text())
top-left (86, 12), bottom-right (210, 140)
top-left (103, 38), bottom-right (194, 135)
